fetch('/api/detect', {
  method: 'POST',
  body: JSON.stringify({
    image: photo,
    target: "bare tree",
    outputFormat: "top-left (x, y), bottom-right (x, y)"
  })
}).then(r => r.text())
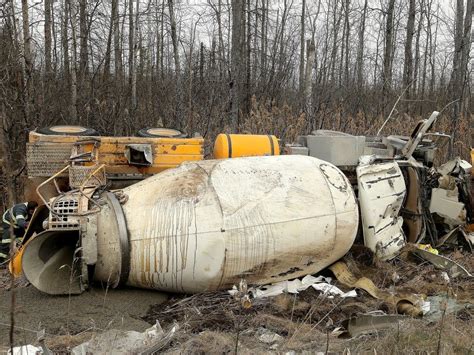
top-left (62, 0), bottom-right (70, 80)
top-left (382, 0), bottom-right (396, 110)
top-left (304, 39), bottom-right (315, 115)
top-left (79, 0), bottom-right (88, 83)
top-left (230, 0), bottom-right (244, 130)
top-left (69, 0), bottom-right (78, 120)
top-left (299, 0), bottom-right (306, 97)
top-left (45, 0), bottom-right (52, 76)
top-left (356, 0), bottom-right (368, 89)
top-left (168, 0), bottom-right (180, 77)
top-left (113, 0), bottom-right (122, 79)
top-left (403, 0), bottom-right (416, 97)
top-left (21, 0), bottom-right (33, 122)
top-left (130, 0), bottom-right (139, 112)
top-left (449, 0), bottom-right (473, 154)
top-left (412, 0), bottom-right (424, 97)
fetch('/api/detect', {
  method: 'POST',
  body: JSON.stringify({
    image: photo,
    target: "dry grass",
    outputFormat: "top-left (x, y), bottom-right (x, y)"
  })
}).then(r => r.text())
top-left (203, 98), bottom-right (472, 162)
top-left (141, 245), bottom-right (473, 354)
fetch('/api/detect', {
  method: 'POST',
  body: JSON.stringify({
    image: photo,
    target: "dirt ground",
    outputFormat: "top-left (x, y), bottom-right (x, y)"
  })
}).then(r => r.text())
top-left (1, 245), bottom-right (473, 353)
top-left (0, 267), bottom-right (168, 352)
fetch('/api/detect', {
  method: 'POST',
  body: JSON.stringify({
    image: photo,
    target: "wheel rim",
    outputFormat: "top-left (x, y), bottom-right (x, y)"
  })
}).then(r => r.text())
top-left (49, 125), bottom-right (89, 134)
top-left (146, 128), bottom-right (182, 136)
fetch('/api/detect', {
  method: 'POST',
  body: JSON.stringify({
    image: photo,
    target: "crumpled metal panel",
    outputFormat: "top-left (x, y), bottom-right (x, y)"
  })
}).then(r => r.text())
top-left (124, 144), bottom-right (153, 166)
top-left (357, 161), bottom-right (407, 260)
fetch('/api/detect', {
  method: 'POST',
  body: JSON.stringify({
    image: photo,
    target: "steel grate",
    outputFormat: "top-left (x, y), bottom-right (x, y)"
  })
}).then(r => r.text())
top-left (27, 143), bottom-right (73, 177)
top-left (49, 195), bottom-right (80, 229)
top-left (69, 165), bottom-right (106, 189)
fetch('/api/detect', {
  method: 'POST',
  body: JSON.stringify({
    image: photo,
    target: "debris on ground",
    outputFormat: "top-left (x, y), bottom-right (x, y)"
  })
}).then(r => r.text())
top-left (235, 275), bottom-right (357, 299)
top-left (70, 321), bottom-right (178, 355)
top-left (137, 246), bottom-right (473, 353)
top-left (339, 313), bottom-right (406, 338)
top-left (412, 247), bottom-right (472, 277)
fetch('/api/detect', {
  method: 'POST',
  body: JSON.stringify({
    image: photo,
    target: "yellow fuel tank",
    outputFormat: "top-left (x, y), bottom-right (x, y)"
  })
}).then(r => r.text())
top-left (213, 134), bottom-right (280, 159)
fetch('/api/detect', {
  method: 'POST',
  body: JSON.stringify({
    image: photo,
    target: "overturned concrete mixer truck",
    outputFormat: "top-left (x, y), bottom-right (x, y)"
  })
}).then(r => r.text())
top-left (11, 111), bottom-right (472, 295)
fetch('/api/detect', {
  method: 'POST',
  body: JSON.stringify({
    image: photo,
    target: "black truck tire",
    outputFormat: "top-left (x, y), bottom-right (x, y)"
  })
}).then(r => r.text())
top-left (37, 125), bottom-right (99, 136)
top-left (137, 128), bottom-right (186, 138)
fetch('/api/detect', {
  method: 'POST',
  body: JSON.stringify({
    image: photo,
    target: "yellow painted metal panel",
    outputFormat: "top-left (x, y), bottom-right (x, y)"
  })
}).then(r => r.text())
top-left (471, 149), bottom-right (474, 176)
top-left (28, 131), bottom-right (204, 177)
top-left (100, 154), bottom-right (203, 165)
top-left (99, 142), bottom-right (203, 155)
top-left (29, 131), bottom-right (204, 146)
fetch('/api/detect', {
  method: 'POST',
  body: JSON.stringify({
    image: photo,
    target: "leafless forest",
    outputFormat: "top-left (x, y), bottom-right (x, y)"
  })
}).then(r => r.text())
top-left (0, 0), bottom-right (473, 201)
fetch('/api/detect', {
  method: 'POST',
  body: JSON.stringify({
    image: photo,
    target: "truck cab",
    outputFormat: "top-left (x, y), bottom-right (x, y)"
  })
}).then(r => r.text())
top-left (24, 126), bottom-right (204, 203)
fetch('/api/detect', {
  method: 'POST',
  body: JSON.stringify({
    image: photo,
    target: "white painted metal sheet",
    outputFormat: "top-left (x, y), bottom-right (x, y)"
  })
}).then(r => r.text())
top-left (357, 161), bottom-right (406, 260)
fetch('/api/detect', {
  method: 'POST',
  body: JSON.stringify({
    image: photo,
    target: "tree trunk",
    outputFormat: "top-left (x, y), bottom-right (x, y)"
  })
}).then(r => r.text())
top-left (200, 42), bottom-right (204, 82)
top-left (260, 0), bottom-right (268, 82)
top-left (299, 0), bottom-right (306, 96)
top-left (329, 1), bottom-right (342, 85)
top-left (68, 0), bottom-right (78, 121)
top-left (253, 0), bottom-right (258, 90)
top-left (168, 0), bottom-right (181, 125)
top-left (154, 0), bottom-right (161, 79)
top-left (382, 0), bottom-right (396, 111)
top-left (341, 0), bottom-right (350, 87)
top-left (103, 1), bottom-right (114, 79)
top-left (460, 0), bottom-right (473, 114)
top-left (129, 0), bottom-right (138, 112)
top-left (428, 1), bottom-right (437, 97)
top-left (356, 0), bottom-right (368, 89)
top-left (245, 0), bottom-right (251, 114)
top-left (215, 0), bottom-right (226, 79)
top-left (230, 0), bottom-right (244, 131)
top-left (449, 0), bottom-right (472, 156)
top-left (79, 0), bottom-right (88, 82)
top-left (0, 105), bottom-right (17, 205)
top-left (62, 0), bottom-right (70, 82)
top-left (44, 0), bottom-right (52, 75)
top-left (412, 0), bottom-right (424, 97)
top-left (403, 0), bottom-right (415, 98)
top-left (160, 0), bottom-right (165, 78)
top-left (51, 3), bottom-right (58, 73)
top-left (304, 39), bottom-right (315, 114)
top-left (21, 0), bottom-right (33, 124)
top-left (112, 0), bottom-right (122, 79)
top-left (168, 0), bottom-right (180, 76)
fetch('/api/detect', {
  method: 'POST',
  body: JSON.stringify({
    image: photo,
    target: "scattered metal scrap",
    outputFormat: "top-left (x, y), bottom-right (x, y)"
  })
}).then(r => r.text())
top-left (289, 111), bottom-right (473, 261)
top-left (412, 248), bottom-right (472, 278)
top-left (339, 313), bottom-right (406, 338)
top-left (329, 261), bottom-right (424, 317)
